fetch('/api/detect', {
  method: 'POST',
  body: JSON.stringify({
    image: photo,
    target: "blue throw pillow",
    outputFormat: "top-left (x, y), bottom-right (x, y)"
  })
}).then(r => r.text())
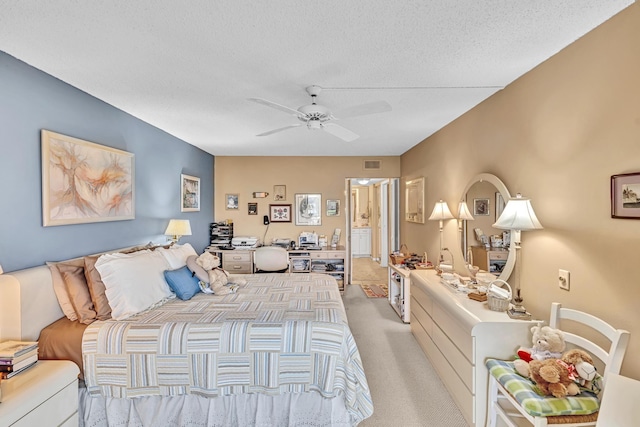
top-left (164, 266), bottom-right (201, 300)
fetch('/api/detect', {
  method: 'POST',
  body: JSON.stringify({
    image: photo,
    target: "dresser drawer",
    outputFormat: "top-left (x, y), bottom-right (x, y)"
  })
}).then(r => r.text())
top-left (432, 303), bottom-right (473, 356)
top-left (432, 323), bottom-right (473, 390)
top-left (223, 261), bottom-right (252, 273)
top-left (488, 251), bottom-right (508, 261)
top-left (225, 252), bottom-right (251, 262)
top-left (410, 295), bottom-right (433, 336)
top-left (14, 379), bottom-right (78, 427)
top-left (311, 251), bottom-right (345, 259)
top-left (410, 283), bottom-right (433, 316)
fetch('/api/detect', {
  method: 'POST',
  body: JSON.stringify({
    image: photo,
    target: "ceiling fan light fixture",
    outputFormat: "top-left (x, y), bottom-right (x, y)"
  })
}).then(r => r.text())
top-left (307, 120), bottom-right (321, 130)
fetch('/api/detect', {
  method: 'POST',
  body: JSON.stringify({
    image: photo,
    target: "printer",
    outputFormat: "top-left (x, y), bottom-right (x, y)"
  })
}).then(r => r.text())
top-left (231, 236), bottom-right (259, 249)
top-left (298, 232), bottom-right (320, 249)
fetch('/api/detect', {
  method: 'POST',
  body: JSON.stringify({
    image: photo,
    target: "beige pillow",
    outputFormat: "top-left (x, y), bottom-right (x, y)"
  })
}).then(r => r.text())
top-left (57, 263), bottom-right (96, 325)
top-left (47, 260), bottom-right (83, 322)
top-left (84, 256), bottom-right (112, 321)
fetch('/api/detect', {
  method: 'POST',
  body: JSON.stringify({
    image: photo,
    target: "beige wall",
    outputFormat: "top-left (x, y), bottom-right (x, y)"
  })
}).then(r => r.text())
top-left (400, 4), bottom-right (640, 378)
top-left (214, 156), bottom-right (400, 248)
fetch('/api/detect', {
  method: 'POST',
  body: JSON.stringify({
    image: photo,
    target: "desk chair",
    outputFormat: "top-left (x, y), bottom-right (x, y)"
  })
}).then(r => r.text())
top-left (254, 246), bottom-right (289, 273)
top-left (486, 302), bottom-right (630, 427)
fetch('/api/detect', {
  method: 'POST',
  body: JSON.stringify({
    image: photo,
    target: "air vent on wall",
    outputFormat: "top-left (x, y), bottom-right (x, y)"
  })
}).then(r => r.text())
top-left (363, 159), bottom-right (381, 170)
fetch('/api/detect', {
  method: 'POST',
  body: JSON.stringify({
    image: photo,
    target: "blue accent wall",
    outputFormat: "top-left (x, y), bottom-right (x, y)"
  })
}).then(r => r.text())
top-left (0, 52), bottom-right (214, 272)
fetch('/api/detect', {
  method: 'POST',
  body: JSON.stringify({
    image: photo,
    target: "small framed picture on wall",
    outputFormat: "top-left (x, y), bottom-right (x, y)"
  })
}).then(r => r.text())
top-left (181, 174), bottom-right (200, 212)
top-left (474, 198), bottom-right (490, 216)
top-left (248, 202), bottom-right (258, 215)
top-left (269, 204), bottom-right (291, 222)
top-left (226, 194), bottom-right (239, 210)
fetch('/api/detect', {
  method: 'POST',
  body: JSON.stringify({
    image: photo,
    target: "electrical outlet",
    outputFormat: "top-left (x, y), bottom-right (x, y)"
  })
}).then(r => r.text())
top-left (559, 269), bottom-right (570, 291)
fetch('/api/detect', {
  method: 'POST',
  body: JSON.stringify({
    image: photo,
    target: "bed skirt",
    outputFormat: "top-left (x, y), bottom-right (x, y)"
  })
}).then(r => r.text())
top-left (79, 387), bottom-right (356, 427)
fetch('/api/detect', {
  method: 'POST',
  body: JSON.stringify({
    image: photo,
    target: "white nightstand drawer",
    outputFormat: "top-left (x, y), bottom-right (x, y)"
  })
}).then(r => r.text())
top-left (226, 252), bottom-right (251, 262)
top-left (0, 360), bottom-right (79, 427)
top-left (13, 379), bottom-right (77, 427)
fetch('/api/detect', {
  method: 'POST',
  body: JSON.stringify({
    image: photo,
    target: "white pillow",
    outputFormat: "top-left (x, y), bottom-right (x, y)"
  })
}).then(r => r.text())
top-left (157, 243), bottom-right (198, 269)
top-left (95, 250), bottom-right (173, 320)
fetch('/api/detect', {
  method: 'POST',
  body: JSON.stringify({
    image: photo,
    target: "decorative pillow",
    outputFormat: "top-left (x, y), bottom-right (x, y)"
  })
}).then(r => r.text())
top-left (46, 260), bottom-right (83, 322)
top-left (95, 250), bottom-right (173, 320)
top-left (157, 243), bottom-right (198, 269)
top-left (83, 256), bottom-right (112, 320)
top-left (164, 266), bottom-right (201, 300)
top-left (58, 263), bottom-right (96, 325)
top-left (186, 255), bottom-right (209, 283)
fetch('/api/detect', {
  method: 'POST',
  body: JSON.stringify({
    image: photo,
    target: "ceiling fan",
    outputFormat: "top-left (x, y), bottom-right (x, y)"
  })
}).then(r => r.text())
top-left (248, 85), bottom-right (391, 142)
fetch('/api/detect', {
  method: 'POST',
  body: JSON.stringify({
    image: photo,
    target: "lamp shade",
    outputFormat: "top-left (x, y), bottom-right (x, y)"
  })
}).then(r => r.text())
top-left (428, 200), bottom-right (454, 221)
top-left (493, 194), bottom-right (542, 231)
top-left (457, 201), bottom-right (474, 221)
top-left (164, 219), bottom-right (192, 237)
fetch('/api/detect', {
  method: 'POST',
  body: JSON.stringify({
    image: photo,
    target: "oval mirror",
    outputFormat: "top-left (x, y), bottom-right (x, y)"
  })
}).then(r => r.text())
top-left (458, 173), bottom-right (515, 282)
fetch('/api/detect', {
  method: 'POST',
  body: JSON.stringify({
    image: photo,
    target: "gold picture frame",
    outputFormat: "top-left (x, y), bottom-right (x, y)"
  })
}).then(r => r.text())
top-left (41, 130), bottom-right (134, 226)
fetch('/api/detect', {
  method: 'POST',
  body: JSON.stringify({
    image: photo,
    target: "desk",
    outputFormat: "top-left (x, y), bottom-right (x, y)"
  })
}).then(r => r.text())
top-left (207, 246), bottom-right (347, 291)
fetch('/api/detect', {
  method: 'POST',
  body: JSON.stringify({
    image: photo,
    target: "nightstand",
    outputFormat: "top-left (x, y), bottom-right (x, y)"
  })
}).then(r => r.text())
top-left (0, 360), bottom-right (79, 427)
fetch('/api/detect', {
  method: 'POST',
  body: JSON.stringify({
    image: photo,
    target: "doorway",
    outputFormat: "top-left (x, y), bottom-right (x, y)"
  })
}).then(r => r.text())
top-left (346, 177), bottom-right (399, 284)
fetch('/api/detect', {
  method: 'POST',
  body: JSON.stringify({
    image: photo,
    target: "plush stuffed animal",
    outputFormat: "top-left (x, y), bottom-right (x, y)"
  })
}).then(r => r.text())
top-left (561, 349), bottom-right (599, 395)
top-left (186, 252), bottom-right (246, 295)
top-left (528, 348), bottom-right (599, 398)
top-left (529, 357), bottom-right (577, 398)
top-left (514, 325), bottom-right (566, 378)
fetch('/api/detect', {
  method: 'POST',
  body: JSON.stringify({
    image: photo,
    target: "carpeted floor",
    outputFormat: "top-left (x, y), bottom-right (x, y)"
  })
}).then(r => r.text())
top-left (347, 257), bottom-right (467, 427)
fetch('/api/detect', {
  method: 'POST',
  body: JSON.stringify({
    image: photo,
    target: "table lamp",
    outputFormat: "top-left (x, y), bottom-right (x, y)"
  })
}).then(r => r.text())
top-left (493, 193), bottom-right (543, 319)
top-left (164, 219), bottom-right (192, 243)
top-left (428, 200), bottom-right (454, 266)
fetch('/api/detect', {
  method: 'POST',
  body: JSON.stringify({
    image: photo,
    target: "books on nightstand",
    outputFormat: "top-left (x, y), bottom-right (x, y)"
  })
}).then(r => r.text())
top-left (0, 340), bottom-right (38, 380)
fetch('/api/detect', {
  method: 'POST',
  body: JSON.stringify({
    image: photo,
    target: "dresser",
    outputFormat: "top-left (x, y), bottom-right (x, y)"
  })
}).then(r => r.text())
top-left (0, 360), bottom-right (79, 426)
top-left (409, 270), bottom-right (534, 427)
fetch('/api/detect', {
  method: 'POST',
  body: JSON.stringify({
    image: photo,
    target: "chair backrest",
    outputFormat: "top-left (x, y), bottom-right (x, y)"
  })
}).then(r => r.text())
top-left (254, 246), bottom-right (289, 272)
top-left (549, 302), bottom-right (630, 384)
top-left (595, 373), bottom-right (640, 426)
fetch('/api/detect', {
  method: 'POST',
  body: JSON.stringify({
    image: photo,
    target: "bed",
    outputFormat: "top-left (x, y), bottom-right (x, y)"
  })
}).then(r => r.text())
top-left (0, 244), bottom-right (373, 426)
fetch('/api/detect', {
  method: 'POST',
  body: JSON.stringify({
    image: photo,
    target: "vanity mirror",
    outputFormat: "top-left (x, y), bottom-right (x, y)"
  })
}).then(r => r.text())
top-left (458, 173), bottom-right (515, 281)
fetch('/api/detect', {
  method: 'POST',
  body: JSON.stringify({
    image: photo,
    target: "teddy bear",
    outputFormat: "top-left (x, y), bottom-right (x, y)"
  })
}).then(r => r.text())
top-left (186, 252), bottom-right (246, 295)
top-left (529, 358), bottom-right (575, 398)
top-left (529, 349), bottom-right (598, 398)
top-left (513, 324), bottom-right (566, 378)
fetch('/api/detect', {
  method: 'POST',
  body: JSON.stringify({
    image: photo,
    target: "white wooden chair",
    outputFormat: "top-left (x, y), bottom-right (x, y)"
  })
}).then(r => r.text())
top-left (485, 302), bottom-right (630, 427)
top-left (595, 373), bottom-right (640, 427)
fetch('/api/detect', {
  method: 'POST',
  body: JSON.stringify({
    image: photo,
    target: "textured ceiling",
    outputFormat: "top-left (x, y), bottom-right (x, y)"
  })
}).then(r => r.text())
top-left (0, 1), bottom-right (633, 156)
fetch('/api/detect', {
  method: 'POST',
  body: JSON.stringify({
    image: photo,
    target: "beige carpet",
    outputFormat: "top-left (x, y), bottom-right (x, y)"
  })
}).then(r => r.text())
top-left (347, 257), bottom-right (467, 426)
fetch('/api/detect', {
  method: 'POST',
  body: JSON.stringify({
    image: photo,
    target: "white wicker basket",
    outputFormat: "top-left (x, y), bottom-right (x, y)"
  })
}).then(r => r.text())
top-left (487, 279), bottom-right (512, 312)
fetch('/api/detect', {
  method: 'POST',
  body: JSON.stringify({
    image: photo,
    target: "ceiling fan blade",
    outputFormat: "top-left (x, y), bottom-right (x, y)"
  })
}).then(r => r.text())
top-left (322, 123), bottom-right (359, 142)
top-left (333, 100), bottom-right (392, 120)
top-left (256, 124), bottom-right (302, 137)
top-left (248, 98), bottom-right (302, 116)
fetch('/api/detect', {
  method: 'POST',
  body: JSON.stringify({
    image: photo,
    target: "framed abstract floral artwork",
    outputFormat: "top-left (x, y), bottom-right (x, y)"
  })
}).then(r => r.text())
top-left (41, 130), bottom-right (134, 226)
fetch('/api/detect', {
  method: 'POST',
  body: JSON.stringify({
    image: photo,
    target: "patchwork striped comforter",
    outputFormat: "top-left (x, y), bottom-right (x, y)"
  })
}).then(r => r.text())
top-left (82, 274), bottom-right (372, 423)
